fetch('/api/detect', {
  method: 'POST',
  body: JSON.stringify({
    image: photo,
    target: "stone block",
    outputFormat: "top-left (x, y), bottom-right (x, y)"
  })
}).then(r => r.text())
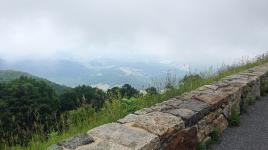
top-left (239, 72), bottom-right (262, 78)
top-left (213, 81), bottom-right (230, 88)
top-left (134, 108), bottom-right (154, 115)
top-left (221, 76), bottom-right (249, 88)
top-left (212, 114), bottom-right (228, 133)
top-left (204, 112), bottom-right (218, 124)
top-left (77, 138), bottom-right (131, 150)
top-left (150, 103), bottom-right (174, 112)
top-left (192, 93), bottom-right (226, 108)
top-left (178, 99), bottom-right (210, 113)
top-left (204, 84), bottom-right (219, 91)
top-left (159, 98), bottom-right (183, 108)
top-left (222, 102), bottom-right (240, 120)
top-left (163, 126), bottom-right (198, 150)
top-left (124, 112), bottom-right (185, 139)
top-left (164, 108), bottom-right (195, 120)
top-left (217, 87), bottom-right (241, 118)
top-left (164, 108), bottom-right (197, 126)
top-left (252, 78), bottom-right (261, 98)
top-left (46, 144), bottom-right (64, 150)
top-left (57, 133), bottom-right (94, 150)
top-left (117, 114), bottom-right (138, 124)
top-left (88, 123), bottom-right (160, 150)
top-left (183, 88), bottom-right (228, 108)
top-left (216, 86), bottom-right (240, 97)
top-left (158, 98), bottom-right (210, 126)
top-left (196, 108), bottom-right (223, 142)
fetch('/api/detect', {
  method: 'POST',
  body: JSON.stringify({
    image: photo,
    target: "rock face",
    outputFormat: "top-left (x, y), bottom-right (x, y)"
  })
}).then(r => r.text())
top-left (126, 112), bottom-right (185, 138)
top-left (58, 133), bottom-right (94, 149)
top-left (47, 133), bottom-right (94, 150)
top-left (47, 63), bottom-right (268, 150)
top-left (196, 108), bottom-right (227, 142)
top-left (163, 126), bottom-right (198, 150)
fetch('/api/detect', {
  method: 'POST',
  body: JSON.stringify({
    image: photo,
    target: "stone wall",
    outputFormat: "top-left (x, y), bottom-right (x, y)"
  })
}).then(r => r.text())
top-left (48, 63), bottom-right (268, 150)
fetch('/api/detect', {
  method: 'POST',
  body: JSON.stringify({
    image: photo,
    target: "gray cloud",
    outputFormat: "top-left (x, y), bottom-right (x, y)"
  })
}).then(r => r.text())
top-left (0, 0), bottom-right (267, 65)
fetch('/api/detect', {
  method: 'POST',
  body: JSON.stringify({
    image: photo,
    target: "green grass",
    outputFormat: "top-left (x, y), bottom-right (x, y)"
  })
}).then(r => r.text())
top-left (197, 128), bottom-right (221, 150)
top-left (261, 73), bottom-right (268, 96)
top-left (228, 107), bottom-right (240, 126)
top-left (208, 128), bottom-right (221, 144)
top-left (228, 114), bottom-right (240, 127)
top-left (5, 54), bottom-right (268, 150)
top-left (228, 103), bottom-right (240, 127)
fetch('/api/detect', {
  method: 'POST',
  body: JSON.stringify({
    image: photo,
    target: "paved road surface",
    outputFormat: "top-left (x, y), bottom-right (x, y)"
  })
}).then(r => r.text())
top-left (211, 96), bottom-right (268, 150)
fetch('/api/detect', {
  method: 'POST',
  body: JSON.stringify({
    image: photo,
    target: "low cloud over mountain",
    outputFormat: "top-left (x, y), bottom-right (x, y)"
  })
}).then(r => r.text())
top-left (0, 58), bottom-right (194, 89)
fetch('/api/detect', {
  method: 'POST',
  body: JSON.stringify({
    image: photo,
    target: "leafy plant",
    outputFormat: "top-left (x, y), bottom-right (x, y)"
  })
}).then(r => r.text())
top-left (228, 104), bottom-right (240, 126)
top-left (247, 95), bottom-right (256, 105)
top-left (229, 114), bottom-right (240, 127)
top-left (197, 142), bottom-right (207, 150)
top-left (197, 128), bottom-right (221, 150)
top-left (209, 128), bottom-right (221, 144)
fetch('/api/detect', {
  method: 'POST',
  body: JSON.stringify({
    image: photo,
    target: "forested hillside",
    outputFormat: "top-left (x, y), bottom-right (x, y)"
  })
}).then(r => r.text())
top-left (0, 75), bottom-right (143, 148)
top-left (0, 77), bottom-right (60, 146)
top-left (0, 70), bottom-right (69, 94)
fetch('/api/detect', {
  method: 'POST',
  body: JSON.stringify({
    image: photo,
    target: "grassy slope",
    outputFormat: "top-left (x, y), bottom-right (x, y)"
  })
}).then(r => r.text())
top-left (0, 70), bottom-right (69, 94)
top-left (7, 54), bottom-right (268, 150)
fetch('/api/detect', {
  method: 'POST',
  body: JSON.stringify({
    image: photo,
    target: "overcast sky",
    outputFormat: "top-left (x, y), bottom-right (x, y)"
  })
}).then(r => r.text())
top-left (0, 0), bottom-right (267, 65)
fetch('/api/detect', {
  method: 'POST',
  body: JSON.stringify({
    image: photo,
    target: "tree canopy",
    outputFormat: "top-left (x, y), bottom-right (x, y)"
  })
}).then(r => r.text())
top-left (0, 76), bottom-right (143, 147)
top-left (0, 76), bottom-right (59, 146)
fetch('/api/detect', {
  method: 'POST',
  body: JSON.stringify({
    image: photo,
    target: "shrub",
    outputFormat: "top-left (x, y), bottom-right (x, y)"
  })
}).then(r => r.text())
top-left (241, 94), bottom-right (256, 113)
top-left (261, 73), bottom-right (268, 96)
top-left (240, 102), bottom-right (248, 113)
top-left (197, 128), bottom-right (221, 150)
top-left (247, 95), bottom-right (256, 105)
top-left (209, 128), bottom-right (221, 144)
top-left (228, 105), bottom-right (240, 126)
top-left (228, 114), bottom-right (240, 126)
top-left (197, 142), bottom-right (207, 150)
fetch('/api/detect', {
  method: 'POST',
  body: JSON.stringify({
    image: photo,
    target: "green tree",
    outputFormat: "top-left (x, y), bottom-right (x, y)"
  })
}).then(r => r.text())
top-left (107, 87), bottom-right (121, 99)
top-left (59, 85), bottom-right (106, 111)
top-left (59, 90), bottom-right (78, 112)
top-left (120, 84), bottom-right (139, 98)
top-left (181, 74), bottom-right (202, 83)
top-left (0, 76), bottom-right (60, 146)
top-left (145, 87), bottom-right (158, 95)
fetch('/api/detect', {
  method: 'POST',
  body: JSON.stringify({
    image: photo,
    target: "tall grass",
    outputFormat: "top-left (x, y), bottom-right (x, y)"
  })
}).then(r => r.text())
top-left (6, 54), bottom-right (268, 150)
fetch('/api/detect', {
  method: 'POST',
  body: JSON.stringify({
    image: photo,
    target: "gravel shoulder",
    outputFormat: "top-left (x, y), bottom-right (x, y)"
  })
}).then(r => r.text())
top-left (211, 96), bottom-right (268, 150)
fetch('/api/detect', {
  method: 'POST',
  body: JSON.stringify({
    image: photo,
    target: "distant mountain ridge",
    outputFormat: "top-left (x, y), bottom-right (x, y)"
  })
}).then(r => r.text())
top-left (0, 59), bottom-right (197, 90)
top-left (0, 70), bottom-right (69, 94)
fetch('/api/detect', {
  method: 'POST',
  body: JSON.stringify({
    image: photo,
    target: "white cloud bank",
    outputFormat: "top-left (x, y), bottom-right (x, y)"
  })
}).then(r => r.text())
top-left (118, 67), bottom-right (143, 76)
top-left (0, 0), bottom-right (267, 65)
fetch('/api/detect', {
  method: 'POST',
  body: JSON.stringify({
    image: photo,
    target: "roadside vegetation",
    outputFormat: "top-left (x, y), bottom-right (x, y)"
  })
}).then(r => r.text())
top-left (197, 128), bottom-right (221, 150)
top-left (2, 54), bottom-right (268, 150)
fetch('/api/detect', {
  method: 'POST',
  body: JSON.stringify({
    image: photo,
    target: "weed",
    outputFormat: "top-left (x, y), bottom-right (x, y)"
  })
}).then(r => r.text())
top-left (197, 142), bottom-right (207, 150)
top-left (197, 128), bottom-right (221, 150)
top-left (228, 114), bottom-right (240, 127)
top-left (209, 128), bottom-right (220, 144)
top-left (247, 95), bottom-right (256, 105)
top-left (228, 104), bottom-right (240, 126)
